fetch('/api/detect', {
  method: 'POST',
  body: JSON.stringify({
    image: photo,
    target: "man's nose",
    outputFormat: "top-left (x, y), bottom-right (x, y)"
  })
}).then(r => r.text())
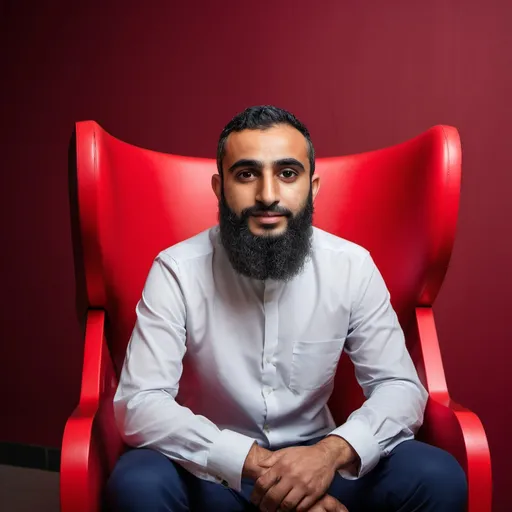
top-left (255, 172), bottom-right (279, 206)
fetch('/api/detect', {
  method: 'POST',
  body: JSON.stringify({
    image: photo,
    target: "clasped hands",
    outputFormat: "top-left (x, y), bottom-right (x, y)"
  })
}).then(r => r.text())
top-left (242, 435), bottom-right (358, 512)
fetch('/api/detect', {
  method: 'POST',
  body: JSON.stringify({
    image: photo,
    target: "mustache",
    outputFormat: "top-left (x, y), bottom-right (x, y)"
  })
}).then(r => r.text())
top-left (241, 204), bottom-right (293, 218)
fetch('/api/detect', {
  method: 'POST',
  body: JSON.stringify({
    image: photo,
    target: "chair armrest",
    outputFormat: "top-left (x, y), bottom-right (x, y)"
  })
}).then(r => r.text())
top-left (61, 310), bottom-right (125, 512)
top-left (419, 397), bottom-right (492, 512)
top-left (414, 307), bottom-right (492, 512)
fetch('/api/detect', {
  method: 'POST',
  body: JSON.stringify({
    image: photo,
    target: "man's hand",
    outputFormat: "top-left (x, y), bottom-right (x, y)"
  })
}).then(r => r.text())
top-left (308, 494), bottom-right (348, 512)
top-left (242, 442), bottom-right (274, 481)
top-left (249, 436), bottom-right (358, 512)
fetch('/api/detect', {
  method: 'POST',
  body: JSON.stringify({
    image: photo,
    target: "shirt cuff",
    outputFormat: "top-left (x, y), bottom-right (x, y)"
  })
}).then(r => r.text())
top-left (206, 429), bottom-right (257, 491)
top-left (329, 418), bottom-right (381, 479)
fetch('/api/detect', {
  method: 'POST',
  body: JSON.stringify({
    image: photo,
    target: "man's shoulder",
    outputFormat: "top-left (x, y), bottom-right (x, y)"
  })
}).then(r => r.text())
top-left (312, 227), bottom-right (369, 262)
top-left (158, 226), bottom-right (218, 265)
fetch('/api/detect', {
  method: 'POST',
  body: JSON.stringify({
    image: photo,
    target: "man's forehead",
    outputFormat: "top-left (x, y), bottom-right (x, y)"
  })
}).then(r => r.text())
top-left (223, 125), bottom-right (309, 163)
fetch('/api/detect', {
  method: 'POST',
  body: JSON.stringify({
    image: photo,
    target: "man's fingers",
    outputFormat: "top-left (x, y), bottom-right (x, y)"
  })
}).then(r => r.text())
top-left (305, 504), bottom-right (327, 512)
top-left (277, 487), bottom-right (307, 511)
top-left (323, 495), bottom-right (349, 512)
top-left (259, 449), bottom-right (288, 468)
top-left (250, 470), bottom-right (280, 506)
top-left (259, 479), bottom-right (294, 512)
top-left (295, 489), bottom-right (325, 512)
top-left (328, 500), bottom-right (348, 512)
top-left (301, 495), bottom-right (348, 512)
top-left (259, 452), bottom-right (280, 468)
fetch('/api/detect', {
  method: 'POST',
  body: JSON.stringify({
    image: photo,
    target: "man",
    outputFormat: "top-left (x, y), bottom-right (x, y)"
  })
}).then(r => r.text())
top-left (106, 106), bottom-right (467, 511)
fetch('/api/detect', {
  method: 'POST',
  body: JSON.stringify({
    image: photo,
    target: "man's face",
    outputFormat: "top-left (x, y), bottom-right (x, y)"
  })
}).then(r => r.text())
top-left (213, 124), bottom-right (319, 237)
top-left (212, 124), bottom-right (320, 281)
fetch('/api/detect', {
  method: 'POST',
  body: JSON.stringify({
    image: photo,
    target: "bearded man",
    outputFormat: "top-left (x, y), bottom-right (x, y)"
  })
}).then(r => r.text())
top-left (106, 106), bottom-right (467, 512)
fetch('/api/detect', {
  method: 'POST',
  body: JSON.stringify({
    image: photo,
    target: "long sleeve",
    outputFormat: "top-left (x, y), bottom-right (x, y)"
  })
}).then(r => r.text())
top-left (113, 253), bottom-right (256, 492)
top-left (330, 253), bottom-right (428, 479)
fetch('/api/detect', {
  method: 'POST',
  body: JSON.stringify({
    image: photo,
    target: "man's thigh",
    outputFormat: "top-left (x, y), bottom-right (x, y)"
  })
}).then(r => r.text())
top-left (190, 474), bottom-right (257, 512)
top-left (106, 448), bottom-right (256, 512)
top-left (327, 440), bottom-right (467, 512)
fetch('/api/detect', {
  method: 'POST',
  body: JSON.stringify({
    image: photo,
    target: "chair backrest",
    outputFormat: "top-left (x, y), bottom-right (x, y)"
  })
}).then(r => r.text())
top-left (70, 121), bottom-right (460, 424)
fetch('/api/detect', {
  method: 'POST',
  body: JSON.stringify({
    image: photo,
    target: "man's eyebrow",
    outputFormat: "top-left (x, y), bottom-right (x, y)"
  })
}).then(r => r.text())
top-left (227, 158), bottom-right (306, 173)
top-left (273, 158), bottom-right (306, 172)
top-left (227, 159), bottom-right (264, 173)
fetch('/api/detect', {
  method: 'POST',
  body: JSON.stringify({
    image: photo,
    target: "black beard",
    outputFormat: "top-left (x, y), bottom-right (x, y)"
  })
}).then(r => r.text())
top-left (218, 190), bottom-right (314, 282)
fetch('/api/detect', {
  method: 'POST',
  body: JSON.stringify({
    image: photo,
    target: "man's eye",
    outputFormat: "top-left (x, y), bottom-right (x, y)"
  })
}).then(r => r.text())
top-left (238, 171), bottom-right (255, 180)
top-left (280, 170), bottom-right (297, 179)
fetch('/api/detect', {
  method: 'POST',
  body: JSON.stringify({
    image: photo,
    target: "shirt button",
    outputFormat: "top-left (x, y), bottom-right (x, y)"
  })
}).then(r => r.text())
top-left (263, 424), bottom-right (270, 433)
top-left (263, 386), bottom-right (273, 396)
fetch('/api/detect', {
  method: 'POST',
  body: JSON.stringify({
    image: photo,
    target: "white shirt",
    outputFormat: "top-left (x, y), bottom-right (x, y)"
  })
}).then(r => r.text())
top-left (114, 226), bottom-right (428, 492)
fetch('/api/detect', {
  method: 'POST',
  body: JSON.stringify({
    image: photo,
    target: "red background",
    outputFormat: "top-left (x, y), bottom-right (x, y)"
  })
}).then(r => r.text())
top-left (1, 1), bottom-right (509, 509)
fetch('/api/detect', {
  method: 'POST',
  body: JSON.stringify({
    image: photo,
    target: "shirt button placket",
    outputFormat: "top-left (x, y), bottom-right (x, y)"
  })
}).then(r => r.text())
top-left (262, 281), bottom-right (279, 444)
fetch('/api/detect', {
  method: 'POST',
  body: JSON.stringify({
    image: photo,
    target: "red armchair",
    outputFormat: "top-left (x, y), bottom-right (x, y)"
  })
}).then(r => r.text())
top-left (61, 121), bottom-right (492, 511)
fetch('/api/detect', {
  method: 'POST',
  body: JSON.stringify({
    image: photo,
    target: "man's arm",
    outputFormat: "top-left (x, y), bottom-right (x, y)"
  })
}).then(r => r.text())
top-left (329, 252), bottom-right (429, 479)
top-left (113, 253), bottom-right (256, 492)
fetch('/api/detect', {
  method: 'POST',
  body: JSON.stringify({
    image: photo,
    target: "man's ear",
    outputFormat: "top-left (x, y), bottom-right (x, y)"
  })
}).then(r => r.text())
top-left (212, 174), bottom-right (222, 201)
top-left (311, 173), bottom-right (321, 201)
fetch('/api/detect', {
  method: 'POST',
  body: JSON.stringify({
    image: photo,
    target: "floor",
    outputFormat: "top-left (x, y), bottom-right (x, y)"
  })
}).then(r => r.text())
top-left (0, 465), bottom-right (59, 511)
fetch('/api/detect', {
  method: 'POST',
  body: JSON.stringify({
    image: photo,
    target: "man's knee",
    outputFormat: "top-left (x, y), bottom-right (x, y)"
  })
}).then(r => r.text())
top-left (106, 448), bottom-right (187, 511)
top-left (416, 444), bottom-right (467, 506)
top-left (389, 441), bottom-right (468, 511)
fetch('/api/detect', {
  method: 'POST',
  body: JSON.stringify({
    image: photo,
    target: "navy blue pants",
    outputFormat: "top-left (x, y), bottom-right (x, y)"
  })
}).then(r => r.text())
top-left (105, 438), bottom-right (467, 511)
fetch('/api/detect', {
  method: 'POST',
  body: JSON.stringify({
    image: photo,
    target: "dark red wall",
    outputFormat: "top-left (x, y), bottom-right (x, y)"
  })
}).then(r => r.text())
top-left (1, 1), bottom-right (509, 509)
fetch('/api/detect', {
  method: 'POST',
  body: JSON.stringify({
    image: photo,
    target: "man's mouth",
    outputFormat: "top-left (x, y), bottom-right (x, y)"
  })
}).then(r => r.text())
top-left (251, 212), bottom-right (285, 224)
top-left (252, 212), bottom-right (285, 217)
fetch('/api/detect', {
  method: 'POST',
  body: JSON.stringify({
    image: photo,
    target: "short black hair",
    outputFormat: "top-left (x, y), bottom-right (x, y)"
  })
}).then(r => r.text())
top-left (217, 105), bottom-right (315, 177)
